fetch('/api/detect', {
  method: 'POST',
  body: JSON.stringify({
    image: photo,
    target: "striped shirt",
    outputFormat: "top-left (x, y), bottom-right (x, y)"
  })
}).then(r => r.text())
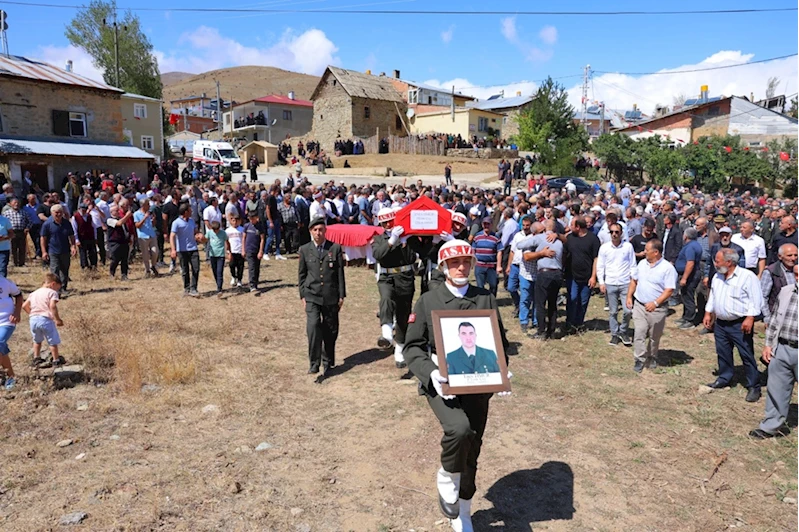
top-left (765, 285), bottom-right (797, 348)
top-left (510, 231), bottom-right (536, 281)
top-left (706, 266), bottom-right (763, 320)
top-left (472, 231), bottom-right (500, 268)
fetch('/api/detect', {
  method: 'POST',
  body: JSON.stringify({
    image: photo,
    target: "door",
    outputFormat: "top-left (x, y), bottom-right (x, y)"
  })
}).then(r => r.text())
top-left (20, 163), bottom-right (49, 192)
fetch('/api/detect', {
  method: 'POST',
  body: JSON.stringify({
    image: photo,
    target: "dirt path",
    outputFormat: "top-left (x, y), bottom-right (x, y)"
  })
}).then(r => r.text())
top-left (0, 259), bottom-right (795, 531)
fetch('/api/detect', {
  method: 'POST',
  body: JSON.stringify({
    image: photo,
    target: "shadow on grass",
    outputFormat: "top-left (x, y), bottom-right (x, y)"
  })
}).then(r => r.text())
top-left (656, 349), bottom-right (694, 367)
top-left (76, 286), bottom-right (133, 295)
top-left (472, 461), bottom-right (575, 530)
top-left (319, 348), bottom-right (394, 381)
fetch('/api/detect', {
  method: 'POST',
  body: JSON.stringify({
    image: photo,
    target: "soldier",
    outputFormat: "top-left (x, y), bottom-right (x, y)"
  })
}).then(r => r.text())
top-left (404, 239), bottom-right (511, 531)
top-left (372, 207), bottom-right (420, 368)
top-left (298, 217), bottom-right (346, 376)
top-left (423, 211), bottom-right (469, 294)
top-left (728, 203), bottom-right (745, 233)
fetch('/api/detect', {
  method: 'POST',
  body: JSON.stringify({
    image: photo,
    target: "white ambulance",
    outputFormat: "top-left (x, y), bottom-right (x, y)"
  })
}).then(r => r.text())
top-left (192, 140), bottom-right (242, 171)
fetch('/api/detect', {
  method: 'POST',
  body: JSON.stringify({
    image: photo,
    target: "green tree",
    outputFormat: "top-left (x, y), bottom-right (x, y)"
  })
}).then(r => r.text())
top-left (66, 0), bottom-right (162, 99)
top-left (637, 135), bottom-right (686, 185)
top-left (515, 77), bottom-right (588, 175)
top-left (762, 137), bottom-right (798, 197)
top-left (787, 97), bottom-right (798, 119)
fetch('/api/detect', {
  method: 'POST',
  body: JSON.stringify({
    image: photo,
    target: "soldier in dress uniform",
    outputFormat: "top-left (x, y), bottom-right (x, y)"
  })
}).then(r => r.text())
top-left (372, 207), bottom-right (420, 368)
top-left (298, 216), bottom-right (346, 375)
top-left (404, 240), bottom-right (511, 532)
top-left (422, 211), bottom-right (470, 294)
top-left (728, 203), bottom-right (745, 233)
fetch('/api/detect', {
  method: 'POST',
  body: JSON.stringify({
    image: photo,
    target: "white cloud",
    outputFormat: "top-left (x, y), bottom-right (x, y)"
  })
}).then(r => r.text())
top-left (423, 77), bottom-right (538, 102)
top-left (32, 45), bottom-right (106, 83)
top-left (441, 25), bottom-right (455, 44)
top-left (157, 26), bottom-right (339, 75)
top-left (500, 17), bottom-right (517, 42)
top-left (539, 25), bottom-right (557, 45)
top-left (566, 50), bottom-right (798, 117)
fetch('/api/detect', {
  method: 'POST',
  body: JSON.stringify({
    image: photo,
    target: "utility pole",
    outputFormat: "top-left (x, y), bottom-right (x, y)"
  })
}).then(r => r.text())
top-left (580, 64), bottom-right (591, 129)
top-left (102, 12), bottom-right (125, 88)
top-left (0, 10), bottom-right (9, 57)
top-left (215, 80), bottom-right (222, 133)
top-left (599, 101), bottom-right (604, 136)
top-left (451, 85), bottom-right (455, 122)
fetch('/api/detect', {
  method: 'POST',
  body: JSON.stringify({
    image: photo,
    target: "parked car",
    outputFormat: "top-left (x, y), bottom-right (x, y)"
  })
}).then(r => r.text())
top-left (546, 177), bottom-right (601, 194)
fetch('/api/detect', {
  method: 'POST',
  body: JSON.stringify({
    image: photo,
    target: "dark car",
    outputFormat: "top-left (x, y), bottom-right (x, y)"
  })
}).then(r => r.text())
top-left (546, 177), bottom-right (600, 195)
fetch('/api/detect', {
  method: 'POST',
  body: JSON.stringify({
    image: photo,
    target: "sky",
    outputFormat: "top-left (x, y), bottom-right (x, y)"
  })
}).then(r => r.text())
top-left (7, 0), bottom-right (799, 114)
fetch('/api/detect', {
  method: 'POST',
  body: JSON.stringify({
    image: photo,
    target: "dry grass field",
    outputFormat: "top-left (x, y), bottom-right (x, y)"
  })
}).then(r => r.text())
top-left (330, 153), bottom-right (501, 177)
top-left (0, 255), bottom-right (796, 531)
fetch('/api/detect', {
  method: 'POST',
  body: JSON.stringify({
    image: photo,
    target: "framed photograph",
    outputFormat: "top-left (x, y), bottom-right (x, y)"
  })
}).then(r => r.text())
top-left (431, 310), bottom-right (510, 395)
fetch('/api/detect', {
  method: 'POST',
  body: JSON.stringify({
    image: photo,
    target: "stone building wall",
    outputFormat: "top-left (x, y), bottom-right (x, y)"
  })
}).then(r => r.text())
top-left (351, 96), bottom-right (408, 140)
top-left (0, 78), bottom-right (123, 143)
top-left (311, 78), bottom-right (353, 150)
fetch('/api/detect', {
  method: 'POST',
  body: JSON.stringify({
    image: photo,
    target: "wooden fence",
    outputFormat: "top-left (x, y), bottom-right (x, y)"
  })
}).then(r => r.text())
top-left (362, 134), bottom-right (447, 156)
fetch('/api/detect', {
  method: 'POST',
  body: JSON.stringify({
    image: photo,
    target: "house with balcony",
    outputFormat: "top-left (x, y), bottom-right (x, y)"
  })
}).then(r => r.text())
top-left (221, 93), bottom-right (313, 144)
top-left (0, 55), bottom-right (153, 192)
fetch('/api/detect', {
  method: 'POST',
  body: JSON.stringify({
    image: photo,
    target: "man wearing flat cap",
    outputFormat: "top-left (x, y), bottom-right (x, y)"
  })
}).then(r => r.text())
top-left (298, 216), bottom-right (346, 376)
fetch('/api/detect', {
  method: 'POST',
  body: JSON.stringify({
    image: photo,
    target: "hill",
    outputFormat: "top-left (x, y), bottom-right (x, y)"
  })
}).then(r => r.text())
top-left (161, 71), bottom-right (195, 86)
top-left (161, 66), bottom-right (320, 105)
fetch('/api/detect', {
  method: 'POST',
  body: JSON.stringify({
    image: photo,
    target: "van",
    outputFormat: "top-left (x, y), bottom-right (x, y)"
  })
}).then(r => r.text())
top-left (193, 140), bottom-right (242, 171)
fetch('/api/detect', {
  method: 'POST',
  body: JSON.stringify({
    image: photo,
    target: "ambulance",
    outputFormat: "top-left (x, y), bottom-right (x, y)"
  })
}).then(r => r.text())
top-left (192, 140), bottom-right (242, 171)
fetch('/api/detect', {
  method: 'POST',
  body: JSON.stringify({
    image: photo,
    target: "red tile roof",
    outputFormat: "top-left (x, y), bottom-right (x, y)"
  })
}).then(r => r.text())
top-left (253, 94), bottom-right (313, 107)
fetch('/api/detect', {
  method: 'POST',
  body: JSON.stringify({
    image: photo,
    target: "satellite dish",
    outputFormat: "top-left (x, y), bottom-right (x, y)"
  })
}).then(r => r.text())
top-left (271, 118), bottom-right (277, 126)
top-left (406, 108), bottom-right (415, 118)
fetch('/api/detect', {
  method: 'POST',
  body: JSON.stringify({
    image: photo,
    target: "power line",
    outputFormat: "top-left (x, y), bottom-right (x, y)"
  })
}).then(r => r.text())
top-left (0, 1), bottom-right (796, 15)
top-left (452, 74), bottom-right (583, 91)
top-left (594, 53), bottom-right (798, 76)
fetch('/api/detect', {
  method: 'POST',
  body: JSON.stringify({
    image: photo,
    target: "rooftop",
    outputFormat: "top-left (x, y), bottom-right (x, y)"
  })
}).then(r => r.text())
top-left (252, 94), bottom-right (313, 107)
top-left (0, 55), bottom-right (121, 93)
top-left (312, 66), bottom-right (405, 103)
top-left (467, 95), bottom-right (534, 111)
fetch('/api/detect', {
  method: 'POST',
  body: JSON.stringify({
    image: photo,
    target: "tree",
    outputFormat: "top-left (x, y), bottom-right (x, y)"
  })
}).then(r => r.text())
top-left (66, 0), bottom-right (162, 99)
top-left (515, 77), bottom-right (588, 175)
top-left (637, 135), bottom-right (685, 185)
top-left (672, 93), bottom-right (687, 108)
top-left (762, 137), bottom-right (798, 197)
top-left (765, 76), bottom-right (780, 99)
top-left (787, 97), bottom-right (798, 119)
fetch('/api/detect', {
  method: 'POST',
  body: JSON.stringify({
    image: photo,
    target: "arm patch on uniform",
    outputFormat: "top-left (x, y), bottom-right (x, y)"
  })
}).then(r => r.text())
top-left (408, 313), bottom-right (416, 323)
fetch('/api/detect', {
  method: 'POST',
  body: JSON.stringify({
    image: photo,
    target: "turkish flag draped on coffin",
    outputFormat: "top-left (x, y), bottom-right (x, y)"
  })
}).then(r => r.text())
top-left (394, 196), bottom-right (452, 236)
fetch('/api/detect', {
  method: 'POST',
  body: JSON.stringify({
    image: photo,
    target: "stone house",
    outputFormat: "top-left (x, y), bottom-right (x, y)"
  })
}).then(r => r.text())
top-left (0, 55), bottom-right (153, 192)
top-left (310, 67), bottom-right (408, 150)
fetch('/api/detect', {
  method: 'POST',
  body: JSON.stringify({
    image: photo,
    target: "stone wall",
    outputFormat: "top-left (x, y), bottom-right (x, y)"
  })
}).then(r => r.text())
top-left (351, 96), bottom-right (408, 140)
top-left (312, 78), bottom-right (353, 151)
top-left (446, 148), bottom-right (518, 159)
top-left (0, 78), bottom-right (123, 143)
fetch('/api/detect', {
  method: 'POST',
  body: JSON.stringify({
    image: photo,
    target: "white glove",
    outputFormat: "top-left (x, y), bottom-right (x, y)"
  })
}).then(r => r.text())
top-left (430, 369), bottom-right (455, 400)
top-left (440, 231), bottom-right (454, 242)
top-left (498, 371), bottom-right (513, 397)
top-left (388, 225), bottom-right (404, 246)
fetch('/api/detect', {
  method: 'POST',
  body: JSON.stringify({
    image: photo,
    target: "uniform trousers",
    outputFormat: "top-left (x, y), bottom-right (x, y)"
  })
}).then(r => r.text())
top-left (306, 301), bottom-right (340, 369)
top-left (378, 275), bottom-right (414, 344)
top-left (632, 301), bottom-right (667, 363)
top-left (714, 317), bottom-right (759, 390)
top-left (427, 392), bottom-right (491, 501)
top-left (760, 342), bottom-right (798, 433)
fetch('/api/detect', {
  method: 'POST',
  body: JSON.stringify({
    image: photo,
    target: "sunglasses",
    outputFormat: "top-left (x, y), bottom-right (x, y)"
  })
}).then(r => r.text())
top-left (610, 230), bottom-right (622, 235)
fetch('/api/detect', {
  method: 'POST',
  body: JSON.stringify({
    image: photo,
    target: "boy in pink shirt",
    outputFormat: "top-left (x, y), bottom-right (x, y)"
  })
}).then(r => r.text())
top-left (22, 273), bottom-right (65, 367)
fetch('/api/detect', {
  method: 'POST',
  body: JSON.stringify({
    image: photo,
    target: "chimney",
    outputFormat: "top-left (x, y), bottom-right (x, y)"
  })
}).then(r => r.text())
top-left (365, 69), bottom-right (372, 75)
top-left (516, 91), bottom-right (521, 97)
top-left (288, 91), bottom-right (295, 100)
top-left (65, 60), bottom-right (73, 73)
top-left (700, 85), bottom-right (708, 103)
top-left (750, 91), bottom-right (754, 102)
top-left (393, 69), bottom-right (400, 79)
top-left (632, 103), bottom-right (637, 111)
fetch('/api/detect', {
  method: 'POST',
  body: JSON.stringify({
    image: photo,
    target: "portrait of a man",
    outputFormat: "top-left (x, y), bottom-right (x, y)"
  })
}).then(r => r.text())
top-left (445, 322), bottom-right (501, 375)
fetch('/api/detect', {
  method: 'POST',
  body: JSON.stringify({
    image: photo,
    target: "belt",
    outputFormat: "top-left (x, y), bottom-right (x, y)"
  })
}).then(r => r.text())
top-left (379, 264), bottom-right (414, 274)
top-left (717, 317), bottom-right (745, 325)
top-left (779, 337), bottom-right (799, 349)
top-left (538, 268), bottom-right (561, 273)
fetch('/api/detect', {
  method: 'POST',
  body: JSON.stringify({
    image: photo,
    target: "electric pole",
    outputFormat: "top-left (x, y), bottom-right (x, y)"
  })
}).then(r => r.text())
top-left (580, 64), bottom-right (591, 129)
top-left (0, 10), bottom-right (9, 57)
top-left (102, 13), bottom-right (125, 88)
top-left (215, 80), bottom-right (222, 132)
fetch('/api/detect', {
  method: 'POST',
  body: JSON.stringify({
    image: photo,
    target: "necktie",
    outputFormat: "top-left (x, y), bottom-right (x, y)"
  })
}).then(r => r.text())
top-left (318, 245), bottom-right (324, 259)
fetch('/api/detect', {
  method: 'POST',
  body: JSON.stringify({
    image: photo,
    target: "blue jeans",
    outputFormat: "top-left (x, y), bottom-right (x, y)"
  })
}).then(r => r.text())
top-left (0, 325), bottom-right (15, 355)
top-left (566, 277), bottom-right (592, 326)
top-left (0, 250), bottom-right (9, 277)
top-left (474, 266), bottom-right (498, 296)
top-left (506, 264), bottom-right (520, 310)
top-left (266, 220), bottom-right (282, 255)
top-left (519, 277), bottom-right (536, 327)
top-left (606, 284), bottom-right (631, 336)
top-left (714, 318), bottom-right (759, 390)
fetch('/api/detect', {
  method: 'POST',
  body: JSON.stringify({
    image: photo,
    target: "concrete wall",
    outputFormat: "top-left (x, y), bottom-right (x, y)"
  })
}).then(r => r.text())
top-left (0, 77), bottom-right (123, 143)
top-left (121, 95), bottom-right (163, 160)
top-left (727, 97), bottom-right (799, 145)
top-left (446, 148), bottom-right (519, 159)
top-left (412, 109), bottom-right (503, 138)
top-left (312, 77), bottom-right (353, 149)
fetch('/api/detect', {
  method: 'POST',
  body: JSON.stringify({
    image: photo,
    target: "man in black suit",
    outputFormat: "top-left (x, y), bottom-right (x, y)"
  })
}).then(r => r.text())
top-left (298, 217), bottom-right (346, 375)
top-left (662, 213), bottom-right (683, 264)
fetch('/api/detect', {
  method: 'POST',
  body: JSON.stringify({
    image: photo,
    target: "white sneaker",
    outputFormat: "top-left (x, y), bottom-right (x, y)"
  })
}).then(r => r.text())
top-left (230, 278), bottom-right (237, 286)
top-left (263, 255), bottom-right (270, 261)
top-left (236, 280), bottom-right (242, 288)
top-left (275, 254), bottom-right (287, 261)
top-left (450, 499), bottom-right (473, 532)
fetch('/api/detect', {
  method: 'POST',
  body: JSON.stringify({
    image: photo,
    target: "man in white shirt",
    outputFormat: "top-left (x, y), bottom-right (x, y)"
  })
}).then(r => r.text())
top-left (626, 239), bottom-right (677, 373)
top-left (91, 192), bottom-right (109, 265)
top-left (505, 216), bottom-right (535, 331)
top-left (703, 247), bottom-right (764, 402)
top-left (598, 222), bottom-right (636, 346)
top-left (203, 197), bottom-right (222, 230)
top-left (731, 221), bottom-right (767, 277)
top-left (309, 191), bottom-right (338, 223)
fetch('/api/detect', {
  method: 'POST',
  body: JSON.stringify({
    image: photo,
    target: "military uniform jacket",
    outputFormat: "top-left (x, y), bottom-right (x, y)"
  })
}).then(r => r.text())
top-left (446, 346), bottom-right (501, 375)
top-left (372, 233), bottom-right (421, 292)
top-left (404, 283), bottom-right (509, 395)
top-left (298, 240), bottom-right (346, 306)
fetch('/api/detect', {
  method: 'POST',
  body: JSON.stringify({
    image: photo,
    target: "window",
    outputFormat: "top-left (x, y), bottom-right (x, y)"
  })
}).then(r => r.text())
top-left (133, 103), bottom-right (147, 119)
top-left (491, 118), bottom-right (496, 123)
top-left (408, 90), bottom-right (418, 104)
top-left (69, 112), bottom-right (87, 137)
top-left (283, 110), bottom-right (293, 121)
top-left (748, 141), bottom-right (762, 147)
top-left (395, 116), bottom-right (403, 130)
top-left (478, 117), bottom-right (489, 132)
top-left (707, 106), bottom-right (720, 116)
top-left (364, 106), bottom-right (371, 119)
top-left (141, 136), bottom-right (154, 150)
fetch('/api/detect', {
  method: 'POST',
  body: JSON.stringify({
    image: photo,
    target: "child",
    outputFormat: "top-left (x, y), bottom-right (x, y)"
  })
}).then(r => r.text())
top-left (22, 273), bottom-right (65, 367)
top-left (225, 216), bottom-right (245, 288)
top-left (0, 276), bottom-right (23, 390)
top-left (241, 212), bottom-right (265, 292)
top-left (205, 220), bottom-right (228, 297)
